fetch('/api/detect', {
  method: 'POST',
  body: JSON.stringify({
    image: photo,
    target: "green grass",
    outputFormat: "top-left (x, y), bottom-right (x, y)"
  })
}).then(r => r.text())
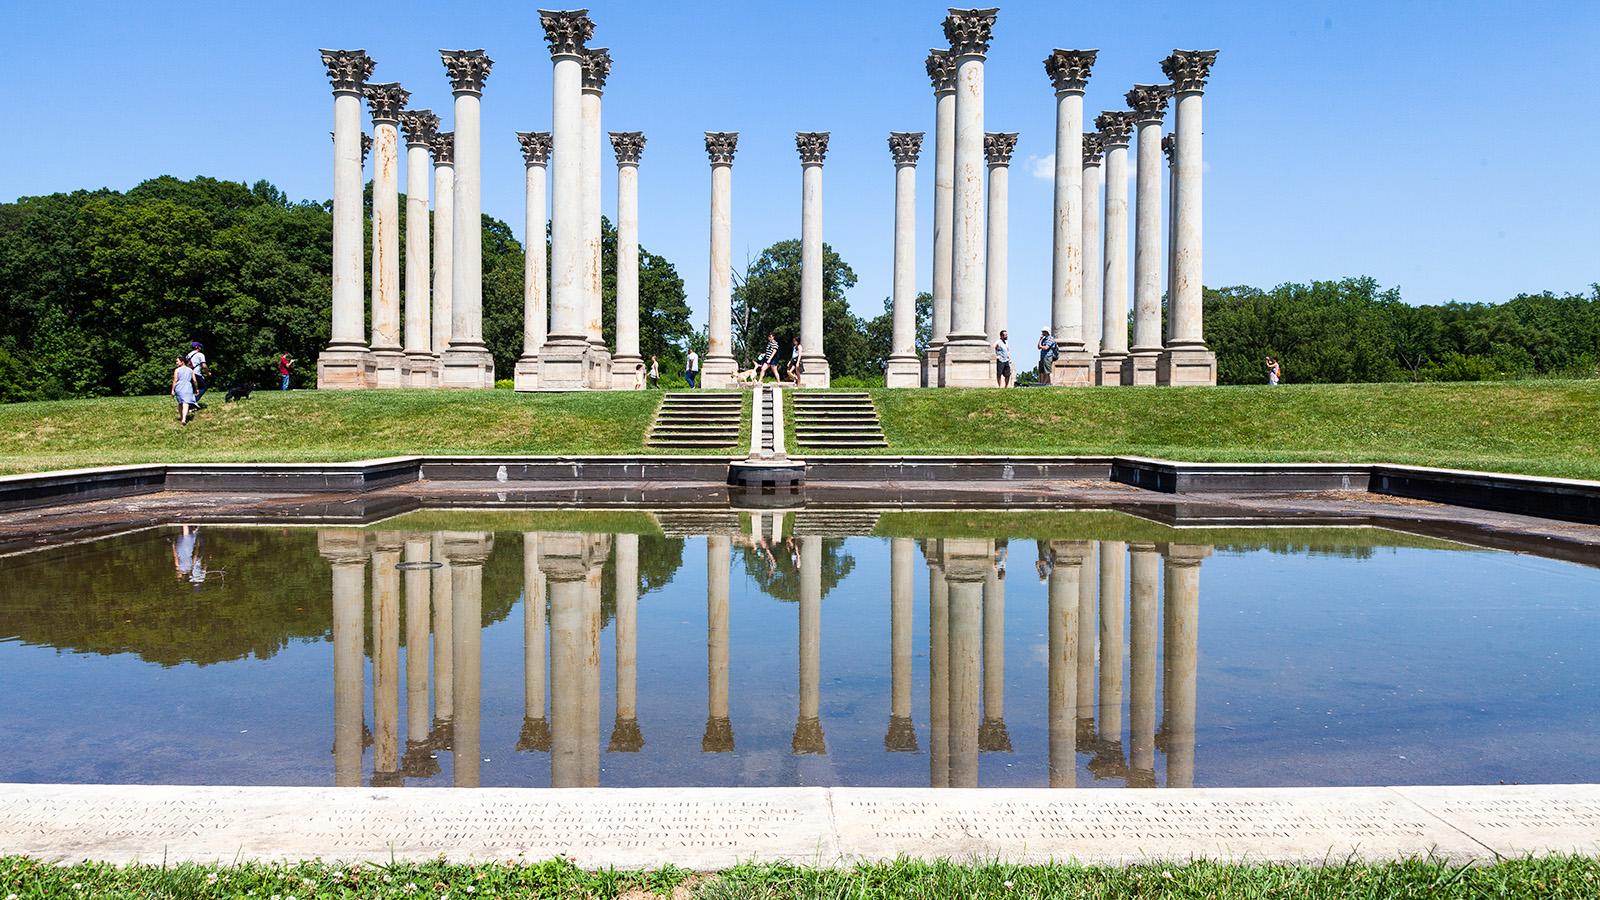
top-left (3, 855), bottom-right (1597, 899)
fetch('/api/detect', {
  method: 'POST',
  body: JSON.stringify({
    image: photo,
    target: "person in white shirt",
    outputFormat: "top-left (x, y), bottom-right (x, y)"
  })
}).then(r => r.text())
top-left (994, 330), bottom-right (1012, 388)
top-left (685, 349), bottom-right (700, 388)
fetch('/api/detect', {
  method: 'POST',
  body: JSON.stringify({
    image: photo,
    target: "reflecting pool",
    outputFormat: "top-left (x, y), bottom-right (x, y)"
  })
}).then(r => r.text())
top-left (1, 509), bottom-right (1596, 789)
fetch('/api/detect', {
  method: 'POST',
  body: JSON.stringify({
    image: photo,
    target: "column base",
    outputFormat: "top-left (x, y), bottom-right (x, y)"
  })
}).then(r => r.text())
top-left (701, 354), bottom-right (738, 389)
top-left (920, 344), bottom-right (944, 388)
top-left (1095, 354), bottom-right (1127, 386)
top-left (587, 344), bottom-right (613, 389)
top-left (513, 356), bottom-right (541, 392)
top-left (1050, 351), bottom-right (1094, 387)
top-left (536, 338), bottom-right (591, 391)
top-left (797, 354), bottom-right (831, 389)
top-left (938, 337), bottom-right (996, 388)
top-left (439, 346), bottom-right (496, 389)
top-left (610, 354), bottom-right (644, 390)
top-left (885, 354), bottom-right (921, 388)
top-left (1123, 351), bottom-right (1160, 386)
top-left (404, 353), bottom-right (438, 388)
top-left (371, 348), bottom-right (406, 388)
top-left (1157, 346), bottom-right (1218, 386)
top-left (316, 347), bottom-right (375, 390)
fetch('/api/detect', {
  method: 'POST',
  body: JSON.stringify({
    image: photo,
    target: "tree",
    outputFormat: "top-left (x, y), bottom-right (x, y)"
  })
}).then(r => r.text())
top-left (733, 239), bottom-right (883, 376)
top-left (863, 291), bottom-right (932, 374)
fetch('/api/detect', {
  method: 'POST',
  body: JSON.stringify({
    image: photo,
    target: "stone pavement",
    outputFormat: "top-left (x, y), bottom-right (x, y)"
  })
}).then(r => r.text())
top-left (2, 783), bottom-right (1597, 868)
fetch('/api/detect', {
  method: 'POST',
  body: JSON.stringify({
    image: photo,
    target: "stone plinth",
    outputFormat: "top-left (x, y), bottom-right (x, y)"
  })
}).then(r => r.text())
top-left (315, 350), bottom-right (377, 390)
top-left (1157, 346), bottom-right (1218, 385)
top-left (940, 339), bottom-right (996, 388)
top-left (1122, 353), bottom-right (1158, 386)
top-left (1052, 351), bottom-right (1093, 386)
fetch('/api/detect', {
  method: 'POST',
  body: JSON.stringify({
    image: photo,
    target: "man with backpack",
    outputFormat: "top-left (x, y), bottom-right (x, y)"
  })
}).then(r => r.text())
top-left (1037, 329), bottom-right (1057, 385)
top-left (185, 341), bottom-right (210, 408)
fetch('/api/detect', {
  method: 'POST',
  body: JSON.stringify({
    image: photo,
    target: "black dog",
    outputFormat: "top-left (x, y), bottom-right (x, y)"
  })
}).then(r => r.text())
top-left (224, 381), bottom-right (256, 402)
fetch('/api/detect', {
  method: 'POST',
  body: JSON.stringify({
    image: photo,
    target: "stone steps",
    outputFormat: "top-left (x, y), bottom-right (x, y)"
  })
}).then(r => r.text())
top-left (652, 511), bottom-right (745, 536)
top-left (791, 392), bottom-right (887, 450)
top-left (788, 511), bottom-right (883, 536)
top-left (648, 392), bottom-right (745, 450)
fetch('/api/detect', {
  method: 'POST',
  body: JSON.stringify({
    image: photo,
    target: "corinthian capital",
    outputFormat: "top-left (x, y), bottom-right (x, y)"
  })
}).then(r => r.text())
top-left (944, 8), bottom-right (999, 59)
top-left (320, 49), bottom-right (374, 93)
top-left (399, 110), bottom-right (439, 146)
top-left (609, 131), bottom-right (646, 165)
top-left (1043, 49), bottom-right (1097, 93)
top-left (983, 132), bottom-right (1018, 166)
top-left (441, 49), bottom-right (493, 94)
top-left (926, 48), bottom-right (956, 93)
top-left (1082, 132), bottom-right (1105, 166)
top-left (362, 82), bottom-right (409, 122)
top-left (430, 131), bottom-right (454, 166)
top-left (888, 132), bottom-right (924, 166)
top-left (705, 132), bottom-right (738, 165)
top-left (1094, 111), bottom-right (1135, 147)
top-left (517, 131), bottom-right (552, 166)
top-left (581, 47), bottom-right (611, 92)
top-left (1125, 83), bottom-right (1172, 124)
top-left (796, 132), bottom-right (830, 165)
top-left (360, 133), bottom-right (373, 165)
top-left (540, 9), bottom-right (595, 58)
top-left (1161, 49), bottom-right (1218, 93)
top-left (1161, 132), bottom-right (1176, 165)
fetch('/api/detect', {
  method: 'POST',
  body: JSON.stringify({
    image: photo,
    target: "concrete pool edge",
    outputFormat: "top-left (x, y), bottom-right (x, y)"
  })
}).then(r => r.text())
top-left (1, 782), bottom-right (1596, 867)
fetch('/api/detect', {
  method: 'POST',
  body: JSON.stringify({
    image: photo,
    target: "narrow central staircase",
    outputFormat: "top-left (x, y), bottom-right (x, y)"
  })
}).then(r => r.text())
top-left (647, 392), bottom-right (744, 450)
top-left (790, 392), bottom-right (888, 450)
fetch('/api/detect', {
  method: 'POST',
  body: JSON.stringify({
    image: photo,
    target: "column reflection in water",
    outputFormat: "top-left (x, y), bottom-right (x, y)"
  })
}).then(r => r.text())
top-left (979, 540), bottom-right (1011, 753)
top-left (793, 536), bottom-right (826, 754)
top-left (583, 553), bottom-right (603, 787)
top-left (1161, 542), bottom-right (1208, 788)
top-left (1127, 542), bottom-right (1161, 787)
top-left (445, 531), bottom-right (491, 788)
top-left (370, 533), bottom-right (403, 786)
top-left (610, 533), bottom-right (643, 752)
top-left (1046, 540), bottom-right (1084, 787)
top-left (430, 533), bottom-right (454, 744)
top-left (518, 533), bottom-right (551, 753)
top-left (885, 538), bottom-right (918, 752)
top-left (1093, 540), bottom-right (1126, 780)
top-left (704, 535), bottom-right (734, 751)
top-left (542, 532), bottom-right (608, 787)
top-left (401, 537), bottom-right (438, 779)
top-left (320, 530), bottom-right (369, 788)
top-left (943, 539), bottom-right (989, 787)
top-left (1077, 540), bottom-right (1101, 746)
top-left (924, 540), bottom-right (950, 787)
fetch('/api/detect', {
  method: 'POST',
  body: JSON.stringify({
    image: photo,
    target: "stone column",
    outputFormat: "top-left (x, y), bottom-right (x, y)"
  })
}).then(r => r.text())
top-left (886, 132), bottom-right (924, 388)
top-left (430, 132), bottom-right (455, 369)
top-left (581, 48), bottom-right (613, 387)
top-left (514, 132), bottom-right (551, 391)
top-left (320, 530), bottom-right (369, 786)
top-left (925, 542), bottom-right (950, 786)
top-left (370, 535), bottom-right (403, 785)
top-left (1046, 542), bottom-right (1084, 787)
top-left (607, 532), bottom-right (642, 751)
top-left (316, 50), bottom-right (376, 390)
top-left (1126, 84), bottom-right (1171, 386)
top-left (610, 131), bottom-right (647, 387)
top-left (399, 110), bottom-right (438, 387)
top-left (796, 132), bottom-right (831, 387)
top-left (942, 539), bottom-right (988, 787)
top-left (541, 531), bottom-right (608, 787)
top-left (982, 132), bottom-right (1016, 345)
top-left (1160, 542), bottom-right (1209, 787)
top-left (1044, 49), bottom-right (1097, 386)
top-left (1127, 542), bottom-right (1160, 787)
top-left (1076, 541), bottom-right (1099, 746)
top-left (702, 132), bottom-right (739, 387)
top-left (1094, 113), bottom-right (1135, 385)
top-left (939, 8), bottom-right (999, 388)
top-left (402, 538), bottom-right (438, 779)
top-left (924, 50), bottom-right (956, 386)
top-left (430, 534), bottom-right (454, 732)
top-left (444, 532), bottom-right (490, 788)
top-left (365, 83), bottom-right (409, 389)
top-left (517, 533), bottom-right (551, 753)
top-left (1080, 133), bottom-right (1105, 357)
top-left (1158, 50), bottom-right (1219, 386)
top-left (793, 536), bottom-right (826, 754)
top-left (978, 545), bottom-right (1011, 752)
top-left (538, 11), bottom-right (596, 390)
top-left (886, 538), bottom-right (918, 751)
top-left (704, 535), bottom-right (734, 751)
top-left (439, 50), bottom-right (496, 388)
top-left (1097, 541), bottom-right (1126, 771)
top-left (1164, 133), bottom-right (1177, 343)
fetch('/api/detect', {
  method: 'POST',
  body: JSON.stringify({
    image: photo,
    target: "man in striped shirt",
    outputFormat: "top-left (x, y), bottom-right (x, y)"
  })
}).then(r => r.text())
top-left (756, 332), bottom-right (781, 383)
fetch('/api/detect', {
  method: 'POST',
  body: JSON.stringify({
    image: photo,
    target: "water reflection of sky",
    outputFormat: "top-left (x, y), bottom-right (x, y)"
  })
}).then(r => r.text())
top-left (0, 513), bottom-right (1594, 790)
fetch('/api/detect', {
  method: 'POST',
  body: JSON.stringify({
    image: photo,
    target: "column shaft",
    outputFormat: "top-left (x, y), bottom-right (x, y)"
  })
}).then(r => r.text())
top-left (798, 159), bottom-right (828, 386)
top-left (432, 157), bottom-right (454, 357)
top-left (450, 94), bottom-right (481, 348)
top-left (1050, 92), bottom-right (1083, 349)
top-left (887, 538), bottom-right (917, 750)
top-left (539, 53), bottom-right (591, 390)
top-left (1162, 547), bottom-right (1206, 787)
top-left (1099, 140), bottom-right (1131, 366)
top-left (886, 139), bottom-right (921, 388)
top-left (521, 534), bottom-right (550, 750)
top-left (331, 558), bottom-right (365, 787)
top-left (793, 536), bottom-right (826, 754)
top-left (941, 50), bottom-right (994, 387)
top-left (1171, 91), bottom-right (1204, 346)
top-left (946, 577), bottom-right (982, 787)
top-left (615, 162), bottom-right (641, 362)
top-left (983, 155), bottom-right (1008, 343)
top-left (931, 90), bottom-right (954, 349)
top-left (549, 576), bottom-right (587, 787)
top-left (928, 559), bottom-right (950, 787)
top-left (371, 543), bottom-right (402, 780)
top-left (1128, 544), bottom-right (1161, 785)
top-left (431, 541), bottom-right (454, 723)
top-left (702, 137), bottom-right (737, 386)
top-left (979, 561), bottom-right (1009, 752)
top-left (611, 533), bottom-right (641, 751)
top-left (404, 539), bottom-right (432, 745)
top-left (330, 92), bottom-right (365, 350)
top-left (450, 556), bottom-right (484, 788)
top-left (1047, 550), bottom-right (1081, 787)
top-left (403, 139), bottom-right (432, 369)
top-left (704, 536), bottom-right (734, 752)
top-left (370, 119), bottom-right (402, 375)
top-left (1081, 157), bottom-right (1103, 356)
top-left (1131, 117), bottom-right (1165, 361)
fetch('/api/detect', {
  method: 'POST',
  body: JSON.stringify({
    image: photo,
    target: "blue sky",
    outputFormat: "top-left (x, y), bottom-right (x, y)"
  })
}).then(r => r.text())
top-left (4, 1), bottom-right (1596, 333)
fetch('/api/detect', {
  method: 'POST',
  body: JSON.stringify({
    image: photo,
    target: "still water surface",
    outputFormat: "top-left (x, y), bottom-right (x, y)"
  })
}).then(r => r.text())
top-left (1, 510), bottom-right (1596, 790)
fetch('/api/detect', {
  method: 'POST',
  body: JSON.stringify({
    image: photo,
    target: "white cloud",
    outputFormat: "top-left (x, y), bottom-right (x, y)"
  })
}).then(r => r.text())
top-left (1027, 153), bottom-right (1054, 180)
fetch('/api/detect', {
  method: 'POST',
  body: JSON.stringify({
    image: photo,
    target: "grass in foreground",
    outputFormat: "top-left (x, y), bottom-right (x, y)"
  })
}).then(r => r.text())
top-left (3, 856), bottom-right (1598, 900)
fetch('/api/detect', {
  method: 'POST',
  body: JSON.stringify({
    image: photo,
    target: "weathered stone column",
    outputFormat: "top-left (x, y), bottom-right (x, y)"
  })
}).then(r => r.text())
top-left (940, 8), bottom-right (999, 387)
top-left (581, 48), bottom-right (612, 387)
top-left (1158, 50), bottom-right (1219, 386)
top-left (1094, 112), bottom-right (1135, 385)
top-left (982, 132), bottom-right (1016, 345)
top-left (610, 131), bottom-right (647, 387)
top-left (1077, 541), bottom-right (1099, 745)
top-left (925, 542), bottom-right (950, 786)
top-left (886, 133), bottom-right (923, 388)
top-left (517, 533), bottom-right (550, 753)
top-left (1126, 85), bottom-right (1171, 386)
top-left (793, 536), bottom-right (827, 754)
top-left (365, 83), bottom-right (409, 388)
top-left (1164, 133), bottom-right (1177, 343)
top-left (942, 539), bottom-right (988, 787)
top-left (796, 132), bottom-right (831, 387)
top-left (514, 132), bottom-right (551, 391)
top-left (430, 132), bottom-right (454, 369)
top-left (538, 11), bottom-right (595, 390)
top-left (542, 531), bottom-right (608, 787)
top-left (1098, 540), bottom-right (1126, 768)
top-left (1047, 542), bottom-right (1084, 787)
top-left (610, 532), bottom-right (642, 751)
top-left (702, 132), bottom-right (739, 387)
top-left (440, 50), bottom-right (496, 388)
top-left (317, 50), bottom-right (376, 390)
top-left (704, 535), bottom-right (734, 752)
top-left (399, 110), bottom-right (438, 387)
top-left (1160, 542), bottom-right (1209, 787)
top-left (1081, 133), bottom-right (1105, 357)
top-left (430, 534), bottom-right (453, 730)
top-left (320, 530), bottom-right (369, 786)
top-left (924, 50), bottom-right (956, 386)
top-left (403, 538), bottom-right (433, 765)
top-left (886, 537), bottom-right (918, 752)
top-left (1044, 49), bottom-right (1097, 386)
top-left (444, 532), bottom-right (490, 788)
top-left (978, 544), bottom-right (1011, 752)
top-left (370, 535), bottom-right (403, 785)
top-left (1127, 542), bottom-right (1161, 787)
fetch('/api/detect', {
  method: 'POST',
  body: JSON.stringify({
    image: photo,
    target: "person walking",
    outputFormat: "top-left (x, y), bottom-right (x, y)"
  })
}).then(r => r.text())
top-left (648, 355), bottom-right (660, 389)
top-left (685, 348), bottom-right (700, 388)
top-left (171, 356), bottom-right (197, 424)
top-left (185, 341), bottom-right (209, 407)
top-left (787, 337), bottom-right (803, 383)
top-left (278, 352), bottom-right (294, 391)
top-left (994, 329), bottom-right (1013, 388)
top-left (1266, 356), bottom-right (1282, 385)
top-left (1037, 329), bottom-right (1057, 385)
top-left (755, 333), bottom-right (780, 383)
